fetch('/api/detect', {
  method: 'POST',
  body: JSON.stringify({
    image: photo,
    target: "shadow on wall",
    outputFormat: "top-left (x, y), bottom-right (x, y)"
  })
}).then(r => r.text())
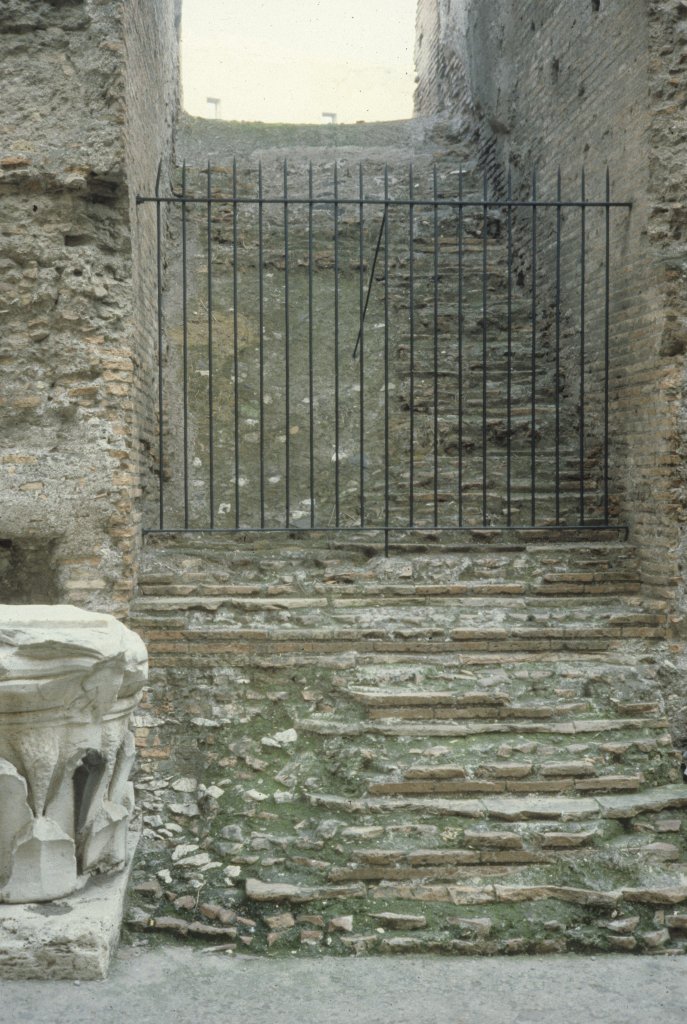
top-left (0, 538), bottom-right (59, 604)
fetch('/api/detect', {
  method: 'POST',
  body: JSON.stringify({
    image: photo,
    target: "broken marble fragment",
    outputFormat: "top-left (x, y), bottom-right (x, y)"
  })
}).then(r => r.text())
top-left (0, 605), bottom-right (147, 903)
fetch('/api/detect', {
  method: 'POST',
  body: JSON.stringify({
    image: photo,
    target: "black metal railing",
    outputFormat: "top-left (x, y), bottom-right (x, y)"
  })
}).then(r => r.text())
top-left (137, 161), bottom-right (631, 546)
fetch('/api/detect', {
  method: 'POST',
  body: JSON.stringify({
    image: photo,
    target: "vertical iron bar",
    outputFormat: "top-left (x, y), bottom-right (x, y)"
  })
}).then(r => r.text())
top-left (506, 167), bottom-right (513, 526)
top-left (433, 164), bottom-right (440, 528)
top-left (384, 165), bottom-right (390, 555)
top-left (530, 167), bottom-right (537, 526)
top-left (482, 169), bottom-right (488, 526)
top-left (207, 162), bottom-right (215, 528)
top-left (181, 162), bottom-right (189, 528)
top-left (604, 167), bottom-right (611, 524)
top-left (359, 164), bottom-right (366, 528)
top-left (580, 168), bottom-right (586, 525)
top-left (555, 168), bottom-right (562, 525)
top-left (458, 167), bottom-right (464, 527)
top-left (155, 161), bottom-right (164, 530)
top-left (334, 161), bottom-right (340, 527)
top-left (283, 160), bottom-right (291, 527)
top-left (232, 159), bottom-right (240, 529)
top-left (258, 162), bottom-right (265, 528)
top-left (308, 163), bottom-right (315, 527)
top-left (409, 163), bottom-right (415, 527)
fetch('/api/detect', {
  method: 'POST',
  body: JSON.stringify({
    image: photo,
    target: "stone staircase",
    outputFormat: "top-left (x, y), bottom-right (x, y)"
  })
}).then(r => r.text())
top-left (126, 531), bottom-right (687, 955)
top-left (128, 118), bottom-right (687, 955)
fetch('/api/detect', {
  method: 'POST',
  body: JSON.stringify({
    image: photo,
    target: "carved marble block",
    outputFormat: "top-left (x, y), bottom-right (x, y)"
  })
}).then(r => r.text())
top-left (0, 605), bottom-right (147, 903)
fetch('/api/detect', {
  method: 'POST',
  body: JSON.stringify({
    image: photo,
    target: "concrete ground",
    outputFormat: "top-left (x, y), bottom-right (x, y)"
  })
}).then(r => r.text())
top-left (2, 948), bottom-right (686, 1024)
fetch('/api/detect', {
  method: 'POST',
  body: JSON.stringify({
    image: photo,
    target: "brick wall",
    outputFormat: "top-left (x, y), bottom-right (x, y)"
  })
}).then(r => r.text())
top-left (0, 0), bottom-right (178, 616)
top-left (415, 0), bottom-right (687, 610)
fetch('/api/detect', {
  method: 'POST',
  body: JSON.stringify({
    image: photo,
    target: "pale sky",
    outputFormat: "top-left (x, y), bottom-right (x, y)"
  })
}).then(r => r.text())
top-left (181, 0), bottom-right (418, 124)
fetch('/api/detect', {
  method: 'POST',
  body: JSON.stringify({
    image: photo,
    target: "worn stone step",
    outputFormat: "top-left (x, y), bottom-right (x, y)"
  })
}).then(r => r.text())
top-left (137, 547), bottom-right (638, 572)
top-left (243, 873), bottom-right (687, 912)
top-left (133, 601), bottom-right (666, 648)
top-left (365, 880), bottom-right (687, 910)
top-left (323, 836), bottom-right (684, 884)
top-left (136, 578), bottom-right (641, 602)
top-left (134, 539), bottom-right (636, 589)
top-left (340, 730), bottom-right (678, 785)
top-left (298, 716), bottom-right (670, 740)
top-left (337, 652), bottom-right (659, 691)
top-left (138, 581), bottom-right (641, 602)
top-left (134, 592), bottom-right (656, 613)
top-left (306, 784), bottom-right (687, 822)
top-left (140, 527), bottom-right (629, 553)
top-left (363, 701), bottom-right (594, 721)
top-left (365, 775), bottom-right (646, 798)
top-left (139, 556), bottom-right (620, 578)
top-left (230, 876), bottom-right (687, 953)
top-left (347, 688), bottom-right (662, 716)
top-left (308, 729), bottom-right (678, 790)
top-left (137, 570), bottom-right (641, 598)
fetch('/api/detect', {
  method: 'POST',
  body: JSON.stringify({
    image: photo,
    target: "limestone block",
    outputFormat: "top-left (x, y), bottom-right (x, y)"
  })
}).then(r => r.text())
top-left (3, 818), bottom-right (78, 904)
top-left (0, 761), bottom-right (32, 883)
top-left (0, 832), bottom-right (139, 980)
top-left (0, 605), bottom-right (147, 903)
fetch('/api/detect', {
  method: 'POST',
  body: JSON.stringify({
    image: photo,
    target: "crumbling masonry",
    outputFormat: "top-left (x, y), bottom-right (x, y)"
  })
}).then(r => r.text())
top-left (2, 0), bottom-right (687, 955)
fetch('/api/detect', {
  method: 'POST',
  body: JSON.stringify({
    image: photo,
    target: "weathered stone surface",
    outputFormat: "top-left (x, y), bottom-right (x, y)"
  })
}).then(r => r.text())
top-left (539, 831), bottom-right (597, 850)
top-left (643, 843), bottom-right (680, 862)
top-left (597, 788), bottom-right (687, 819)
top-left (328, 916), bottom-right (354, 933)
top-left (608, 936), bottom-right (638, 951)
top-left (602, 917), bottom-right (639, 935)
top-left (494, 885), bottom-right (618, 908)
top-left (245, 878), bottom-right (366, 904)
top-left (199, 903), bottom-right (236, 925)
top-left (0, 0), bottom-right (179, 617)
top-left (263, 912), bottom-right (295, 931)
top-left (379, 936), bottom-right (450, 954)
top-left (463, 831), bottom-right (524, 850)
top-left (485, 796), bottom-right (600, 822)
top-left (621, 887), bottom-right (687, 906)
top-left (1, 0), bottom-right (686, 968)
top-left (174, 895), bottom-right (196, 912)
top-left (641, 929), bottom-right (670, 949)
top-left (127, 530), bottom-right (687, 957)
top-left (369, 882), bottom-right (494, 905)
top-left (370, 913), bottom-right (427, 930)
top-left (0, 763), bottom-right (33, 887)
top-left (0, 832), bottom-right (138, 980)
top-left (448, 916), bottom-right (492, 937)
top-left (0, 606), bottom-right (146, 903)
top-left (416, 0), bottom-right (687, 735)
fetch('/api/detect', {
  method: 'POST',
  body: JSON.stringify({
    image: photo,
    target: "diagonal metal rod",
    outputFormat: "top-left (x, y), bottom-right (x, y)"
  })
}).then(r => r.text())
top-left (352, 208), bottom-right (387, 360)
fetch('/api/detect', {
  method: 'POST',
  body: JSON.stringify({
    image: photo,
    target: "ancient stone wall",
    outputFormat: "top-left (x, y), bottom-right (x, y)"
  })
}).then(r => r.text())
top-left (0, 0), bottom-right (178, 616)
top-left (414, 0), bottom-right (687, 612)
